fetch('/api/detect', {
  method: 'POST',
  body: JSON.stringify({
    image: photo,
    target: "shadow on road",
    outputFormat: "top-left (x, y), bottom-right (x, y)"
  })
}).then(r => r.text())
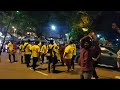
top-left (37, 68), bottom-right (47, 71)
top-left (70, 68), bottom-right (80, 75)
top-left (52, 70), bottom-right (65, 74)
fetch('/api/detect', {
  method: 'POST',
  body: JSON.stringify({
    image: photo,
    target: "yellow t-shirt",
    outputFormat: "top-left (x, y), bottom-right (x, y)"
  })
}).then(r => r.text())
top-left (46, 44), bottom-right (54, 56)
top-left (72, 44), bottom-right (76, 56)
top-left (24, 42), bottom-right (32, 55)
top-left (30, 45), bottom-right (40, 57)
top-left (117, 50), bottom-right (120, 59)
top-left (55, 45), bottom-right (61, 60)
top-left (40, 45), bottom-right (47, 54)
top-left (19, 44), bottom-right (24, 52)
top-left (63, 44), bottom-right (74, 59)
top-left (19, 44), bottom-right (24, 56)
top-left (38, 42), bottom-right (41, 47)
top-left (8, 42), bottom-right (13, 52)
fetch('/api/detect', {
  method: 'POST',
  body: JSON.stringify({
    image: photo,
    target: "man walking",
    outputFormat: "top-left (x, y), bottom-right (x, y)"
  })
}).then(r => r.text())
top-left (63, 40), bottom-right (74, 72)
top-left (79, 35), bottom-right (94, 79)
top-left (30, 41), bottom-right (40, 71)
top-left (7, 41), bottom-right (17, 63)
top-left (19, 41), bottom-right (25, 64)
top-left (24, 39), bottom-right (32, 67)
top-left (40, 42), bottom-right (47, 64)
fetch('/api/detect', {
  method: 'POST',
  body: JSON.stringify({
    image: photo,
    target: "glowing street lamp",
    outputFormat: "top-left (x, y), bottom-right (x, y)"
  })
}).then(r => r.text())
top-left (12, 26), bottom-right (15, 29)
top-left (51, 25), bottom-right (56, 31)
top-left (116, 39), bottom-right (119, 41)
top-left (97, 34), bottom-right (101, 38)
top-left (0, 32), bottom-right (2, 36)
top-left (14, 28), bottom-right (16, 31)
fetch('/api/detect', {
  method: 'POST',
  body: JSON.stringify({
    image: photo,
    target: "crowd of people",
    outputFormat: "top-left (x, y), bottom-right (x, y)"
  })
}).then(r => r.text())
top-left (1, 31), bottom-right (120, 79)
top-left (7, 38), bottom-right (77, 73)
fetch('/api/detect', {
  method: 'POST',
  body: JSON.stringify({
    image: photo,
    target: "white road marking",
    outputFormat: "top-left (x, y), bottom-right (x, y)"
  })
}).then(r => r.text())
top-left (29, 68), bottom-right (48, 76)
top-left (115, 76), bottom-right (120, 79)
top-left (35, 71), bottom-right (48, 76)
top-left (98, 64), bottom-right (114, 68)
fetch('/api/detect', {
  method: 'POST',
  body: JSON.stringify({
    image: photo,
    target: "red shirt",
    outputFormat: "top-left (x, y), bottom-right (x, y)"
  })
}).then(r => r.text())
top-left (79, 48), bottom-right (93, 71)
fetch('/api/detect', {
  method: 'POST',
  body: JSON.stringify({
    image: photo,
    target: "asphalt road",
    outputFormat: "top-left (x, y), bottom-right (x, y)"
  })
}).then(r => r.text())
top-left (0, 52), bottom-right (120, 79)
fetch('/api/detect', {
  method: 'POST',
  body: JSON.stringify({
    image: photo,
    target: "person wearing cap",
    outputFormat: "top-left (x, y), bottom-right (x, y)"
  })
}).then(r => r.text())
top-left (24, 39), bottom-right (32, 67)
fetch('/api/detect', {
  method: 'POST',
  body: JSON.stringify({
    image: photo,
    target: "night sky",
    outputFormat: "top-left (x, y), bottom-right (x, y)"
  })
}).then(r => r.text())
top-left (26, 11), bottom-right (120, 38)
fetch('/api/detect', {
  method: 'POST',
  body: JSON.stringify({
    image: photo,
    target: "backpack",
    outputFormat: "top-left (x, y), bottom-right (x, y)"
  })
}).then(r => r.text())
top-left (48, 45), bottom-right (54, 57)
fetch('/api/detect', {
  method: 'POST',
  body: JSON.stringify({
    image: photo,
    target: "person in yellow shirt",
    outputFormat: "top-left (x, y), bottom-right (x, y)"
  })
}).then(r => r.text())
top-left (40, 42), bottom-right (47, 64)
top-left (19, 41), bottom-right (25, 64)
top-left (30, 41), bottom-right (40, 71)
top-left (38, 41), bottom-right (42, 49)
top-left (7, 41), bottom-right (16, 63)
top-left (24, 39), bottom-right (32, 67)
top-left (63, 40), bottom-right (74, 72)
top-left (53, 42), bottom-right (60, 63)
top-left (46, 40), bottom-right (56, 73)
top-left (71, 41), bottom-right (76, 71)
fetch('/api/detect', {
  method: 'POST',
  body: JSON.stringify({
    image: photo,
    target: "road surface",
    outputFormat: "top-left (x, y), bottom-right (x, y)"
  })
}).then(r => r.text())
top-left (0, 52), bottom-right (120, 79)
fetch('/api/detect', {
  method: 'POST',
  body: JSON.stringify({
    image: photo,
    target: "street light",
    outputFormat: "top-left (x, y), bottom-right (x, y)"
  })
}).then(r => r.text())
top-left (97, 34), bottom-right (101, 38)
top-left (116, 39), bottom-right (119, 41)
top-left (0, 32), bottom-right (2, 36)
top-left (12, 26), bottom-right (14, 28)
top-left (51, 25), bottom-right (56, 31)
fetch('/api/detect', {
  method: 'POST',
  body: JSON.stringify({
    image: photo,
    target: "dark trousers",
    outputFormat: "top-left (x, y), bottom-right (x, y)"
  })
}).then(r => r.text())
top-left (65, 59), bottom-right (72, 72)
top-left (47, 56), bottom-right (53, 72)
top-left (41, 54), bottom-right (45, 63)
top-left (60, 52), bottom-right (64, 66)
top-left (80, 70), bottom-right (93, 79)
top-left (25, 54), bottom-right (31, 67)
top-left (32, 57), bottom-right (38, 70)
top-left (47, 56), bottom-right (57, 73)
top-left (9, 53), bottom-right (15, 62)
top-left (93, 61), bottom-right (99, 79)
top-left (71, 55), bottom-right (75, 69)
top-left (21, 56), bottom-right (23, 63)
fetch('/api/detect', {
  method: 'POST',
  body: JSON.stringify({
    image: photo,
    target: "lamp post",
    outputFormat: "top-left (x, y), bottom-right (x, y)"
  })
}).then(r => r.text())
top-left (51, 25), bottom-right (56, 31)
top-left (50, 25), bottom-right (56, 37)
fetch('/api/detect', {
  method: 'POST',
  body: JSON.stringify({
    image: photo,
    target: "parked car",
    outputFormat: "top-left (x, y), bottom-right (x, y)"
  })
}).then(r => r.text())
top-left (98, 47), bottom-right (118, 69)
top-left (75, 47), bottom-right (118, 69)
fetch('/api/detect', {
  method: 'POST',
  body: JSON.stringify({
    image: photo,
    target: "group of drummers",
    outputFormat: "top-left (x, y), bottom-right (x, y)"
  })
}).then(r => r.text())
top-left (7, 39), bottom-right (76, 73)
